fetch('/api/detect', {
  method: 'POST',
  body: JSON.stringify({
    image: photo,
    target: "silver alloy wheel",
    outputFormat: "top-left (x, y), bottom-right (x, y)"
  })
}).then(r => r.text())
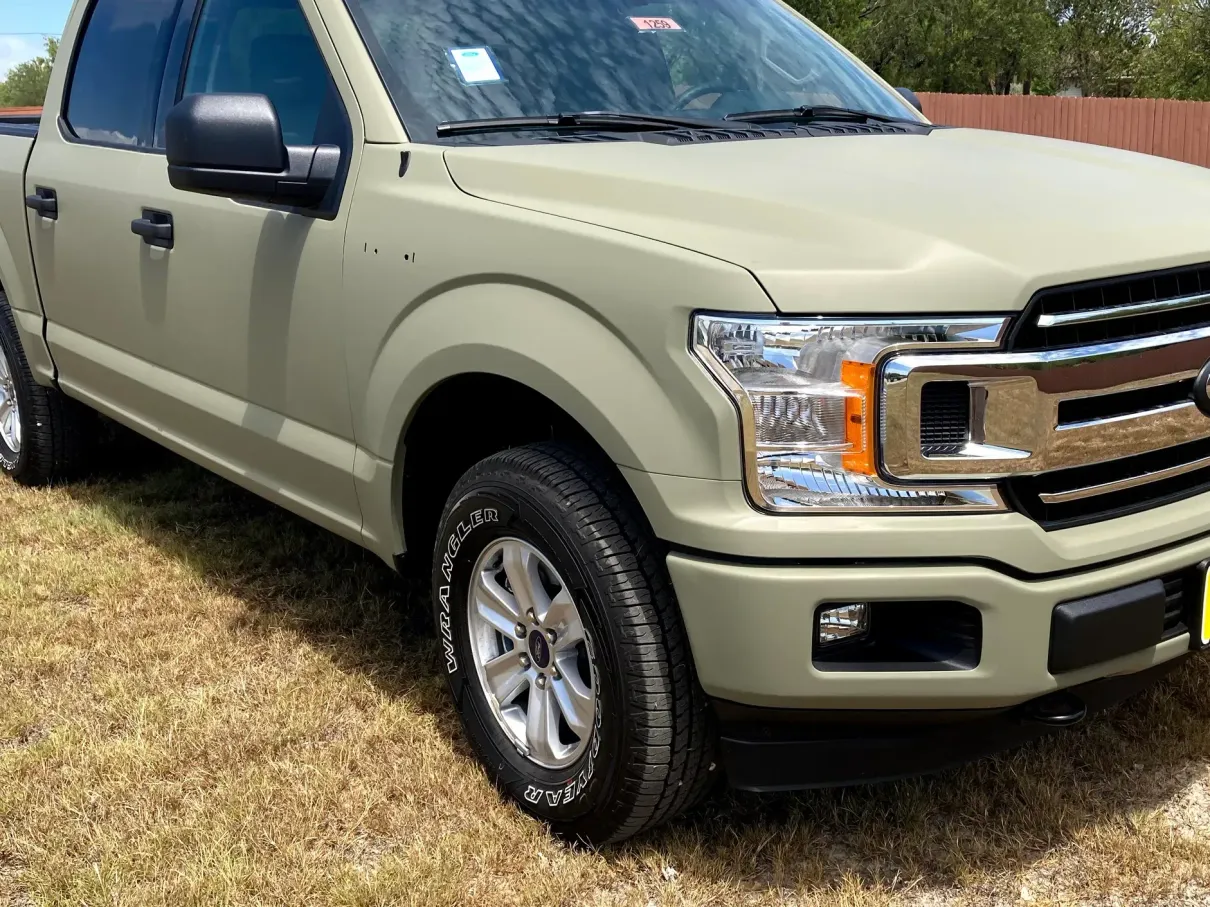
top-left (467, 537), bottom-right (597, 770)
top-left (0, 344), bottom-right (20, 456)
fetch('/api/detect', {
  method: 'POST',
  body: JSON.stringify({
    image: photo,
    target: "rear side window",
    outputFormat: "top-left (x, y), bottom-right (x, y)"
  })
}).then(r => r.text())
top-left (64, 0), bottom-right (183, 148)
top-left (182, 0), bottom-right (340, 147)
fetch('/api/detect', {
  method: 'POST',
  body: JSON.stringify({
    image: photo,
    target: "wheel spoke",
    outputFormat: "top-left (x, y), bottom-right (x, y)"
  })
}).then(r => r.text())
top-left (502, 541), bottom-right (549, 618)
top-left (525, 681), bottom-right (561, 765)
top-left (544, 589), bottom-right (585, 650)
top-left (1, 408), bottom-right (13, 450)
top-left (474, 571), bottom-right (522, 636)
top-left (483, 648), bottom-right (529, 705)
top-left (551, 656), bottom-right (594, 737)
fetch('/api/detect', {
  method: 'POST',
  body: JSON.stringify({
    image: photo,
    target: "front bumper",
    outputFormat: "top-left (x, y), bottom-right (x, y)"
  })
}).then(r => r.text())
top-left (667, 533), bottom-right (1210, 791)
top-left (667, 531), bottom-right (1210, 710)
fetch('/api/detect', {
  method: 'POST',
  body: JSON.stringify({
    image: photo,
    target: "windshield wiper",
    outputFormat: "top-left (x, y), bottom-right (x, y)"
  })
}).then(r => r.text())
top-left (724, 105), bottom-right (915, 126)
top-left (436, 111), bottom-right (732, 137)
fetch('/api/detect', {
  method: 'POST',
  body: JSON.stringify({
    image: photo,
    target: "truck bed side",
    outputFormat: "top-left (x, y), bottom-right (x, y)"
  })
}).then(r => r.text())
top-left (0, 118), bottom-right (55, 384)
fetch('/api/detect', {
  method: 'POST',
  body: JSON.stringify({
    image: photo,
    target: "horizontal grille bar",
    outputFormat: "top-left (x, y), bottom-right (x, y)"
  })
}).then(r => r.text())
top-left (1037, 450), bottom-right (1210, 504)
top-left (1036, 290), bottom-right (1210, 329)
top-left (1056, 378), bottom-right (1195, 429)
top-left (1006, 436), bottom-right (1210, 527)
top-left (1011, 262), bottom-right (1210, 351)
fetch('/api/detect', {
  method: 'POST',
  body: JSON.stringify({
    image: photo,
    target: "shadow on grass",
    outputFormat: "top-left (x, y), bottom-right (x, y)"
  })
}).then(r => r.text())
top-left (62, 451), bottom-right (1210, 892)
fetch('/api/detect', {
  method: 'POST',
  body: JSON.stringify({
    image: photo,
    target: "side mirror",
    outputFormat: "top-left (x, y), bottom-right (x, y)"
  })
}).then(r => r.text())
top-left (166, 93), bottom-right (339, 209)
top-left (896, 87), bottom-right (924, 114)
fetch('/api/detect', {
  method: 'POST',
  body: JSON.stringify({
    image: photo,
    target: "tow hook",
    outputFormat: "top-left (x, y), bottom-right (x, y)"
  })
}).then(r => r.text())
top-left (1021, 690), bottom-right (1088, 727)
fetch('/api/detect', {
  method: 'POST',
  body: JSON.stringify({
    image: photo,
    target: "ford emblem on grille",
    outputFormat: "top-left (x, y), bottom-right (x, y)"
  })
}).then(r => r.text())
top-left (1197, 360), bottom-right (1210, 417)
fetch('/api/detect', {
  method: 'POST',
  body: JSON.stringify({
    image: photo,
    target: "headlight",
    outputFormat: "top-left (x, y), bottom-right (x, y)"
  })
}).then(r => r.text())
top-left (692, 315), bottom-right (1009, 512)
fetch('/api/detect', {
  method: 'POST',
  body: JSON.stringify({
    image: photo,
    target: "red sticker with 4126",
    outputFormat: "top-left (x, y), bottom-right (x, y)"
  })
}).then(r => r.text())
top-left (629, 16), bottom-right (682, 30)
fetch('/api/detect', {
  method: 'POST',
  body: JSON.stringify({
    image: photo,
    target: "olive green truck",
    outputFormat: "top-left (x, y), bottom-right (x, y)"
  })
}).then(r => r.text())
top-left (3, 0), bottom-right (1210, 846)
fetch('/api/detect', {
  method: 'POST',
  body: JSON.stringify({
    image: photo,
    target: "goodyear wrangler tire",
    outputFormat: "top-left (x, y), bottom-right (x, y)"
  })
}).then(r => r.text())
top-left (432, 442), bottom-right (717, 844)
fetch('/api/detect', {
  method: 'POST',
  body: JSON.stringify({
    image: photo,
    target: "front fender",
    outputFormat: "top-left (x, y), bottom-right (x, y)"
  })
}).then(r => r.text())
top-left (361, 280), bottom-right (739, 481)
top-left (341, 143), bottom-right (777, 559)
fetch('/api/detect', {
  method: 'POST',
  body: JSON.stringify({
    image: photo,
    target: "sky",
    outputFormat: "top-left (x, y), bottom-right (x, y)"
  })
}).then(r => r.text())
top-left (0, 0), bottom-right (74, 79)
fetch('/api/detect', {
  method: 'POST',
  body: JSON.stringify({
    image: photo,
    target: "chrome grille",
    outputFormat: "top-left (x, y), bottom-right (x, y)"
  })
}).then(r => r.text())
top-left (881, 264), bottom-right (1210, 528)
top-left (1005, 436), bottom-right (1210, 527)
top-left (1011, 264), bottom-right (1210, 351)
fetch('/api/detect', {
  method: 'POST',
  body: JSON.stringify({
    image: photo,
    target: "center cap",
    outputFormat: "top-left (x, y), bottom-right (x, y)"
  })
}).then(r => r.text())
top-left (1196, 360), bottom-right (1210, 418)
top-left (528, 630), bottom-right (551, 669)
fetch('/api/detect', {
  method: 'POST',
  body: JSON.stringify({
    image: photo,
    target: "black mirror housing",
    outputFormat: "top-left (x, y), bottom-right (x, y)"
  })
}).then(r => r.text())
top-left (896, 87), bottom-right (924, 113)
top-left (165, 93), bottom-right (339, 209)
top-left (167, 93), bottom-right (287, 171)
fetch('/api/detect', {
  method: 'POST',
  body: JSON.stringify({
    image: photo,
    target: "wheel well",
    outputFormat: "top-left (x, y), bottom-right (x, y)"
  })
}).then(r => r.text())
top-left (399, 374), bottom-right (609, 569)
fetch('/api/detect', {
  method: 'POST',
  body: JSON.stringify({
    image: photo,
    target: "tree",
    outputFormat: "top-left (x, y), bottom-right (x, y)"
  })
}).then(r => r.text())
top-left (1137, 0), bottom-right (1210, 99)
top-left (0, 38), bottom-right (58, 108)
top-left (1049, 0), bottom-right (1151, 96)
top-left (787, 0), bottom-right (877, 50)
top-left (796, 0), bottom-right (1057, 94)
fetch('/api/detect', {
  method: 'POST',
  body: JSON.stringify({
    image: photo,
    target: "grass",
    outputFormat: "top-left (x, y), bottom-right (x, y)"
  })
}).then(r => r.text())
top-left (4, 451), bottom-right (1210, 906)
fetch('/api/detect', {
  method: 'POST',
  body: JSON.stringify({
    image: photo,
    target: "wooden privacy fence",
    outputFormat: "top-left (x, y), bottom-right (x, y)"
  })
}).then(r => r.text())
top-left (919, 92), bottom-right (1210, 169)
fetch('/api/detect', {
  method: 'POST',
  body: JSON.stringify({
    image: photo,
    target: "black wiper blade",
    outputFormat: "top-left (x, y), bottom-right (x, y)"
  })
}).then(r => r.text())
top-left (724, 105), bottom-right (913, 125)
top-left (436, 111), bottom-right (732, 137)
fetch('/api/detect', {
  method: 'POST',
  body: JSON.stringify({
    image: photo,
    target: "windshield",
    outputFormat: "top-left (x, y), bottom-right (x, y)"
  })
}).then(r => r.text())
top-left (342, 0), bottom-right (920, 142)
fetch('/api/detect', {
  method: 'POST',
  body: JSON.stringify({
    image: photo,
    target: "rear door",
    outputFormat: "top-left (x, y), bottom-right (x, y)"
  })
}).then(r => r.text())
top-left (26, 0), bottom-right (187, 402)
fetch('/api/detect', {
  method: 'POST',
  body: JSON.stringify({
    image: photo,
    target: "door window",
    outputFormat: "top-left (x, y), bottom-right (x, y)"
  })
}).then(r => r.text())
top-left (182, 0), bottom-right (341, 147)
top-left (64, 0), bottom-right (183, 147)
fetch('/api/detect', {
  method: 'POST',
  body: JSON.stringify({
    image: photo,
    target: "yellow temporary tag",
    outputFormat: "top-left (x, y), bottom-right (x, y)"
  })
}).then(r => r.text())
top-left (1201, 570), bottom-right (1210, 647)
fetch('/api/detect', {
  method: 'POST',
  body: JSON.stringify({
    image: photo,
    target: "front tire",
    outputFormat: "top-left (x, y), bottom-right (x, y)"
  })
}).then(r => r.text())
top-left (432, 443), bottom-right (717, 844)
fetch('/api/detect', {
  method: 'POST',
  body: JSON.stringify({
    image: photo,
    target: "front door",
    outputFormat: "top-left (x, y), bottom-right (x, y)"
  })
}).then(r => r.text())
top-left (29, 0), bottom-right (366, 542)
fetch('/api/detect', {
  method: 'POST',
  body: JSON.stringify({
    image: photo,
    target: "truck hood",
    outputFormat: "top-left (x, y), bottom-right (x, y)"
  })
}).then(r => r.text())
top-left (443, 127), bottom-right (1210, 314)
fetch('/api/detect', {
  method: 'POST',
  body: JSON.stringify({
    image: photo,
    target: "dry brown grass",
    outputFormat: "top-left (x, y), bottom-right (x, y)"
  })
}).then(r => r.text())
top-left (5, 452), bottom-right (1210, 906)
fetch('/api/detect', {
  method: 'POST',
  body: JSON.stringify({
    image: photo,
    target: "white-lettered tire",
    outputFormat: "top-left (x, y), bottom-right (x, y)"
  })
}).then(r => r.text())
top-left (432, 443), bottom-right (717, 844)
top-left (0, 291), bottom-right (93, 484)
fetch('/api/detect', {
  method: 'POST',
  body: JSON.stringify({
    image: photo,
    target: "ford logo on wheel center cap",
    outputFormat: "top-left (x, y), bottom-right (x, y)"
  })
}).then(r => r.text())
top-left (1198, 360), bottom-right (1210, 417)
top-left (528, 630), bottom-right (551, 669)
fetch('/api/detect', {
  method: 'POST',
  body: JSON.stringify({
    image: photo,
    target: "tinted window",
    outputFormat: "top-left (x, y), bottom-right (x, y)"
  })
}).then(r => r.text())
top-left (65, 0), bottom-right (182, 147)
top-left (343, 0), bottom-right (918, 142)
top-left (182, 0), bottom-right (338, 147)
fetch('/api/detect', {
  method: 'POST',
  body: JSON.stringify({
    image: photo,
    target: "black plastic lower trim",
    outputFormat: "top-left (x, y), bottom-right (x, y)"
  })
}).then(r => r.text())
top-left (714, 657), bottom-right (1187, 792)
top-left (1048, 578), bottom-right (1167, 673)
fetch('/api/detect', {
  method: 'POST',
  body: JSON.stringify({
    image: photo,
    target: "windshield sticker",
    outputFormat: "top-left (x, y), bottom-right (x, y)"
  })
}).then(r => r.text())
top-left (449, 47), bottom-right (503, 84)
top-left (629, 16), bottom-right (682, 31)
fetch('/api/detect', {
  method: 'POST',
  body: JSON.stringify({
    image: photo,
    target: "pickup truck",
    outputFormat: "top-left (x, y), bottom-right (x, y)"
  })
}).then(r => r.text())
top-left (3, 0), bottom-right (1210, 846)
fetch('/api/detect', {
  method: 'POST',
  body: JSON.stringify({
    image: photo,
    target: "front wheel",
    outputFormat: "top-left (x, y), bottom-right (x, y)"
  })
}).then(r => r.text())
top-left (432, 443), bottom-right (717, 844)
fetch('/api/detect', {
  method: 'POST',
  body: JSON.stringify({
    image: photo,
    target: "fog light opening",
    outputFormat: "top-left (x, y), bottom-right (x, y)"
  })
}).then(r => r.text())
top-left (813, 600), bottom-right (983, 672)
top-left (817, 603), bottom-right (871, 647)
